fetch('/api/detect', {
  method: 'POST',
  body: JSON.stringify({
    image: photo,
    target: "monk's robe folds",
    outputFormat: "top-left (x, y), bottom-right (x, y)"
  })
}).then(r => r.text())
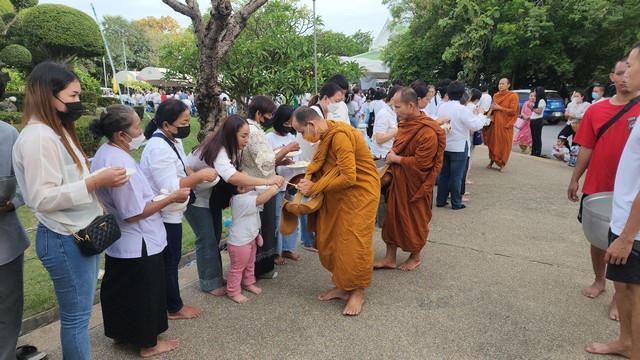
top-left (305, 121), bottom-right (380, 290)
top-left (382, 113), bottom-right (446, 253)
top-left (482, 91), bottom-right (520, 166)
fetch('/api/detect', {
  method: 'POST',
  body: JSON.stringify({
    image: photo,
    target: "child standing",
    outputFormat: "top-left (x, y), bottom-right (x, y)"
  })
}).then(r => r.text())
top-left (227, 185), bottom-right (280, 304)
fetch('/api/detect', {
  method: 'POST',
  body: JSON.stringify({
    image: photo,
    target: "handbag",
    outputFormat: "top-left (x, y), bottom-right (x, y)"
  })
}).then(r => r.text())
top-left (472, 130), bottom-right (483, 145)
top-left (514, 117), bottom-right (526, 129)
top-left (62, 195), bottom-right (121, 256)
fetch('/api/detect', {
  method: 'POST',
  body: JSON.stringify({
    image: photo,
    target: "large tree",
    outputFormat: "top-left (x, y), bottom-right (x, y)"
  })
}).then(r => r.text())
top-left (102, 16), bottom-right (155, 70)
top-left (163, 0), bottom-right (269, 139)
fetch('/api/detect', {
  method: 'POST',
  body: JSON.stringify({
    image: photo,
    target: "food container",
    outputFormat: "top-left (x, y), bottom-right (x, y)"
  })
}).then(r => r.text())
top-left (581, 192), bottom-right (613, 250)
top-left (0, 175), bottom-right (17, 203)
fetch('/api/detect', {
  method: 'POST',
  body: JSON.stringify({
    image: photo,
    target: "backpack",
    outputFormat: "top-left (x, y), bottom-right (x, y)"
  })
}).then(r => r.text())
top-left (366, 109), bottom-right (376, 138)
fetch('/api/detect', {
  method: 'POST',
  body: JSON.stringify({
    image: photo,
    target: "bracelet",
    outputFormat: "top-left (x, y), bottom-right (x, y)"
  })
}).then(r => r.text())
top-left (91, 175), bottom-right (99, 189)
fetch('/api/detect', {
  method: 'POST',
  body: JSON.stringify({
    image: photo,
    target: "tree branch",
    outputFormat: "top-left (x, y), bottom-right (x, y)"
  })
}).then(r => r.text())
top-left (215, 0), bottom-right (268, 60)
top-left (162, 0), bottom-right (204, 47)
top-left (1, 14), bottom-right (18, 36)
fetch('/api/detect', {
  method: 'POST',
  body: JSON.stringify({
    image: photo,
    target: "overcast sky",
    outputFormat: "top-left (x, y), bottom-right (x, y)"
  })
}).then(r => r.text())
top-left (39, 0), bottom-right (390, 37)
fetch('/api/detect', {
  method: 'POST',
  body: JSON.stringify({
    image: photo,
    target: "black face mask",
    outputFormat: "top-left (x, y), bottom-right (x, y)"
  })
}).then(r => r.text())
top-left (56, 100), bottom-right (84, 123)
top-left (173, 125), bottom-right (191, 139)
top-left (262, 116), bottom-right (273, 130)
top-left (282, 126), bottom-right (294, 134)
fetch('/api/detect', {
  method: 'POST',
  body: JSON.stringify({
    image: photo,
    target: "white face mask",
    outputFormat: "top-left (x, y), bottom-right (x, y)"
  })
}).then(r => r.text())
top-left (328, 102), bottom-right (341, 113)
top-left (125, 132), bottom-right (146, 150)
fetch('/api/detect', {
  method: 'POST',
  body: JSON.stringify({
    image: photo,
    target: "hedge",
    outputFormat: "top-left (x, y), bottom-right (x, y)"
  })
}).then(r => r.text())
top-left (97, 97), bottom-right (120, 108)
top-left (5, 91), bottom-right (24, 111)
top-left (0, 111), bottom-right (22, 125)
top-left (0, 44), bottom-right (32, 69)
top-left (133, 106), bottom-right (144, 120)
top-left (80, 91), bottom-right (97, 104)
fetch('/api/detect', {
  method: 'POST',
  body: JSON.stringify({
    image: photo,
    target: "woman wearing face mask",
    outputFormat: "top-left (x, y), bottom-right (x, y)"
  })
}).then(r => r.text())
top-left (89, 105), bottom-right (190, 357)
top-left (141, 99), bottom-right (218, 320)
top-left (12, 62), bottom-right (130, 358)
top-left (244, 95), bottom-right (281, 278)
top-left (558, 88), bottom-right (590, 147)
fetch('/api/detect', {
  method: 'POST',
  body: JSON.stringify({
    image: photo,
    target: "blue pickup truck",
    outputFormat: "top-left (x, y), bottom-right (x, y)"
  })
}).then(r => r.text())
top-left (514, 89), bottom-right (565, 125)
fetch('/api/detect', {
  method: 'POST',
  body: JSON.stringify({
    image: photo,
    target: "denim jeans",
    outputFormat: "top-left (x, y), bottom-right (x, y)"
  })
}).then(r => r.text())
top-left (275, 191), bottom-right (299, 253)
top-left (299, 215), bottom-right (315, 247)
top-left (436, 148), bottom-right (468, 209)
top-left (184, 205), bottom-right (224, 292)
top-left (162, 223), bottom-right (183, 313)
top-left (35, 224), bottom-right (100, 360)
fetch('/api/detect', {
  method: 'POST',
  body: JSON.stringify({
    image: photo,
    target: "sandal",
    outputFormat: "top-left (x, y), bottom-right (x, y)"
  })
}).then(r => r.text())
top-left (16, 345), bottom-right (47, 360)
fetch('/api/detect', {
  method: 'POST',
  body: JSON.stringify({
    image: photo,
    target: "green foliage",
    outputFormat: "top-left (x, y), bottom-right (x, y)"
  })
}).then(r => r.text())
top-left (0, 44), bottom-right (31, 69)
top-left (0, 111), bottom-right (21, 124)
top-left (75, 115), bottom-right (101, 156)
top-left (0, 0), bottom-right (14, 15)
top-left (97, 97), bottom-right (120, 107)
top-left (317, 30), bottom-right (368, 57)
top-left (74, 69), bottom-right (101, 98)
top-left (5, 90), bottom-right (23, 110)
top-left (102, 16), bottom-right (156, 70)
top-left (12, 4), bottom-right (103, 63)
top-left (350, 30), bottom-right (374, 54)
top-left (159, 30), bottom-right (199, 82)
top-left (10, 0), bottom-right (36, 11)
top-left (121, 80), bottom-right (153, 93)
top-left (5, 68), bottom-right (25, 91)
top-left (132, 105), bottom-right (144, 120)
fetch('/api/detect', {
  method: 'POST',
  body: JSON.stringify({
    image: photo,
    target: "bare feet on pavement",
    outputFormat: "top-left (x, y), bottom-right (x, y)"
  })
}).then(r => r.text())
top-left (465, 179), bottom-right (474, 184)
top-left (168, 305), bottom-right (203, 320)
top-left (581, 281), bottom-right (605, 298)
top-left (207, 286), bottom-right (227, 296)
top-left (243, 284), bottom-right (262, 295)
top-left (274, 255), bottom-right (286, 265)
top-left (373, 257), bottom-right (397, 270)
top-left (140, 340), bottom-right (180, 358)
top-left (229, 293), bottom-right (249, 304)
top-left (343, 289), bottom-right (365, 316)
top-left (398, 258), bottom-right (421, 271)
top-left (317, 287), bottom-right (350, 301)
top-left (303, 246), bottom-right (318, 253)
top-left (486, 161), bottom-right (494, 169)
top-left (462, 197), bottom-right (470, 203)
top-left (586, 340), bottom-right (630, 357)
top-left (609, 299), bottom-right (619, 321)
top-left (282, 251), bottom-right (301, 260)
top-left (499, 165), bottom-right (505, 173)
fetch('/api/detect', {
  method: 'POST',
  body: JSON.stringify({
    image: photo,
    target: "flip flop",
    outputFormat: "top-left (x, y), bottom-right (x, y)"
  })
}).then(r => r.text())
top-left (16, 345), bottom-right (47, 360)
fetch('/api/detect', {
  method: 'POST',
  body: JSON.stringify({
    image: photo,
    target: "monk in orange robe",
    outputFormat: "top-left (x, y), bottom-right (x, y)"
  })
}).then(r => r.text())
top-left (373, 87), bottom-right (446, 271)
top-left (290, 107), bottom-right (380, 316)
top-left (482, 78), bottom-right (520, 173)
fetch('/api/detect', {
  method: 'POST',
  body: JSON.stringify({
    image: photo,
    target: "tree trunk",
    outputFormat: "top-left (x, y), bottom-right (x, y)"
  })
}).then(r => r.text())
top-left (194, 51), bottom-right (226, 142)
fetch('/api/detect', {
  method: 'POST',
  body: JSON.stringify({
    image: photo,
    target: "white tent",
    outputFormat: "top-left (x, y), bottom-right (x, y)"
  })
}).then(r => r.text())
top-left (139, 67), bottom-right (194, 87)
top-left (370, 18), bottom-right (393, 52)
top-left (115, 71), bottom-right (144, 84)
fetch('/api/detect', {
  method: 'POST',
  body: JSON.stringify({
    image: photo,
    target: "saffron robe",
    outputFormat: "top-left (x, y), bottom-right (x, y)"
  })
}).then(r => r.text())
top-left (381, 112), bottom-right (445, 253)
top-left (483, 90), bottom-right (520, 166)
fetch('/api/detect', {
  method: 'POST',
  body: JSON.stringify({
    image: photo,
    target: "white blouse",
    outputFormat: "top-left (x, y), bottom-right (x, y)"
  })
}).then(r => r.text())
top-left (186, 148), bottom-right (213, 209)
top-left (12, 121), bottom-right (102, 235)
top-left (242, 119), bottom-right (275, 178)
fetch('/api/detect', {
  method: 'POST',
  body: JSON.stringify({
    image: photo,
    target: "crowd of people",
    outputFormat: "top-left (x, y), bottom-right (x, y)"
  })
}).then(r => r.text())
top-left (3, 42), bottom-right (640, 359)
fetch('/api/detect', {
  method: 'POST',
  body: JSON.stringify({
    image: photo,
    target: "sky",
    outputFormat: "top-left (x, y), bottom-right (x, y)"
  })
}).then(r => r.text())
top-left (39, 0), bottom-right (390, 37)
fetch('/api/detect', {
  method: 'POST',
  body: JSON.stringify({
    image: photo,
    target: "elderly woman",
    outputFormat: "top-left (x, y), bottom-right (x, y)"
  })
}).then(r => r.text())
top-left (288, 106), bottom-right (380, 316)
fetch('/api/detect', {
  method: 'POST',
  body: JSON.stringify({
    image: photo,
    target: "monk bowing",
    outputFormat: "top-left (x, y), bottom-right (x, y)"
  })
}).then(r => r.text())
top-left (483, 78), bottom-right (520, 173)
top-left (374, 87), bottom-right (446, 271)
top-left (290, 107), bottom-right (380, 316)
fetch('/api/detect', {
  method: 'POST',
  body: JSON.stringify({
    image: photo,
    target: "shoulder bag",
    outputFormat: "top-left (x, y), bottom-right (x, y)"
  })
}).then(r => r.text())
top-left (63, 195), bottom-right (121, 256)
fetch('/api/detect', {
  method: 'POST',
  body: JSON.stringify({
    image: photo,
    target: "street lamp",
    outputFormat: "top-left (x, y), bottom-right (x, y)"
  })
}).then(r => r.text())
top-left (313, 0), bottom-right (317, 94)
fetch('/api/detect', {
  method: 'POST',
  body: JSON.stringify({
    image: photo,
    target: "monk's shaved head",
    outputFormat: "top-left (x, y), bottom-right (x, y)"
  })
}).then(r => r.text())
top-left (395, 87), bottom-right (419, 106)
top-left (292, 106), bottom-right (322, 126)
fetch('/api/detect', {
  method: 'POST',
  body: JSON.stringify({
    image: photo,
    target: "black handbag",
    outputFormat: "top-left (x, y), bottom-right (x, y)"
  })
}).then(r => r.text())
top-left (63, 196), bottom-right (121, 256)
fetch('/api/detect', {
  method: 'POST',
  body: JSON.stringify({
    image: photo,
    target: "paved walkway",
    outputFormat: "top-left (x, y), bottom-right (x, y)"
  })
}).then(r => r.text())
top-left (20, 146), bottom-right (620, 359)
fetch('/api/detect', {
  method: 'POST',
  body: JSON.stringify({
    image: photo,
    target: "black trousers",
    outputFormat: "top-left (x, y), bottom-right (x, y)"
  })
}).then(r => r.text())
top-left (530, 119), bottom-right (544, 156)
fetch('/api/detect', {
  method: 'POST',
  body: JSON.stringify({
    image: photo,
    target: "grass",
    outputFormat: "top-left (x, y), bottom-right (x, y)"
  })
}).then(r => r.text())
top-left (20, 116), bottom-right (230, 318)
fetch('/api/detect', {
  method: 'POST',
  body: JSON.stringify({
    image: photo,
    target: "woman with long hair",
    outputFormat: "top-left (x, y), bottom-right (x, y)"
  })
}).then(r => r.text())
top-left (140, 99), bottom-right (218, 320)
top-left (513, 90), bottom-right (535, 153)
top-left (530, 86), bottom-right (547, 157)
top-left (12, 62), bottom-right (129, 358)
top-left (90, 105), bottom-right (188, 357)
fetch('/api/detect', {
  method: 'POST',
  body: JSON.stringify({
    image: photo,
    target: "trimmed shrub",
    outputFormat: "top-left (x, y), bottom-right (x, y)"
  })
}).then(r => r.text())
top-left (0, 0), bottom-right (14, 15)
top-left (5, 91), bottom-right (24, 111)
top-left (76, 115), bottom-right (101, 156)
top-left (0, 44), bottom-right (31, 69)
top-left (132, 105), bottom-right (144, 120)
top-left (97, 97), bottom-right (120, 107)
top-left (0, 111), bottom-right (22, 124)
top-left (10, 0), bottom-right (38, 11)
top-left (83, 102), bottom-right (97, 116)
top-left (75, 69), bottom-right (101, 96)
top-left (80, 91), bottom-right (97, 104)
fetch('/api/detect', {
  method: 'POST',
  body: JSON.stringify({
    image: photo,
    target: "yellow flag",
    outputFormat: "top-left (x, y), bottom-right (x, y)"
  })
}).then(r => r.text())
top-left (112, 77), bottom-right (119, 94)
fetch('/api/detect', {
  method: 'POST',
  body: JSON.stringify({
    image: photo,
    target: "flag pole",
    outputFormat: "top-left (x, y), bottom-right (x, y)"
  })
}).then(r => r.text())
top-left (90, 3), bottom-right (123, 104)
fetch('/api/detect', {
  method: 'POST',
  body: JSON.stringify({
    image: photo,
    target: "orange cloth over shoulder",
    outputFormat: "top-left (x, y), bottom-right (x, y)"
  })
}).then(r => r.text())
top-left (302, 121), bottom-right (380, 291)
top-left (382, 112), bottom-right (445, 253)
top-left (482, 90), bottom-right (520, 166)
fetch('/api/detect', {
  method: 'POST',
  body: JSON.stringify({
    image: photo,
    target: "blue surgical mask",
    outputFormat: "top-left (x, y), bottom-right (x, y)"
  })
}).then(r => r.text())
top-left (592, 92), bottom-right (599, 100)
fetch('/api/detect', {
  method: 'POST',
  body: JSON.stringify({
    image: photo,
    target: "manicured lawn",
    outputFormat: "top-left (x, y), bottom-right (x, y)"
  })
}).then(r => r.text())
top-left (20, 116), bottom-right (229, 318)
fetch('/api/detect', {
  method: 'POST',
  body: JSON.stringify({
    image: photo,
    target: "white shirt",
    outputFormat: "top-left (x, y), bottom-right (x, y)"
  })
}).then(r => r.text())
top-left (228, 192), bottom-right (261, 246)
top-left (565, 101), bottom-right (591, 125)
top-left (12, 121), bottom-right (102, 235)
top-left (328, 101), bottom-right (350, 124)
top-left (437, 101), bottom-right (486, 153)
top-left (478, 93), bottom-right (492, 114)
top-left (186, 148), bottom-right (213, 208)
top-left (427, 95), bottom-right (440, 117)
top-left (92, 144), bottom-right (167, 258)
top-left (370, 102), bottom-right (397, 158)
top-left (140, 130), bottom-right (188, 223)
top-left (265, 132), bottom-right (303, 191)
top-left (610, 121), bottom-right (640, 240)
top-left (531, 99), bottom-right (546, 120)
top-left (213, 147), bottom-right (240, 182)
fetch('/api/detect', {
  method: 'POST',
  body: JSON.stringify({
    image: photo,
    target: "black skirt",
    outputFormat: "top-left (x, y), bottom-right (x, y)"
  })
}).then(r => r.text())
top-left (101, 241), bottom-right (168, 348)
top-left (255, 196), bottom-right (276, 276)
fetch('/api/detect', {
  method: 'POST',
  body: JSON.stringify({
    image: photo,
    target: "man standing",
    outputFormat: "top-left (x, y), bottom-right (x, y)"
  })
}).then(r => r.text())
top-left (483, 78), bottom-right (520, 173)
top-left (586, 42), bottom-right (640, 358)
top-left (373, 87), bottom-right (446, 271)
top-left (0, 120), bottom-right (30, 360)
top-left (568, 58), bottom-right (640, 321)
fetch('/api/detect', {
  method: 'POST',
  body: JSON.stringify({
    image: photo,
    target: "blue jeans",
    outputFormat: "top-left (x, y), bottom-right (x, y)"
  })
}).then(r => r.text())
top-left (299, 215), bottom-right (315, 247)
top-left (275, 191), bottom-right (299, 253)
top-left (436, 148), bottom-right (468, 209)
top-left (36, 224), bottom-right (100, 360)
top-left (184, 205), bottom-right (224, 292)
top-left (163, 223), bottom-right (183, 313)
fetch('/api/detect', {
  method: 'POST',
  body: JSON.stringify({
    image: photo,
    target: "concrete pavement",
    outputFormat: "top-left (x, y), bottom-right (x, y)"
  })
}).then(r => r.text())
top-left (19, 146), bottom-right (621, 359)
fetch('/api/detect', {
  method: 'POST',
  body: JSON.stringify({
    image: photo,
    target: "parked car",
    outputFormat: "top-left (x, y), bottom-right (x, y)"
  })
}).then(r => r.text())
top-left (514, 89), bottom-right (565, 125)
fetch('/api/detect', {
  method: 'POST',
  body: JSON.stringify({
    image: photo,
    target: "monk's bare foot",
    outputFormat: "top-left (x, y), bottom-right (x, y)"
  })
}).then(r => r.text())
top-left (228, 293), bottom-right (249, 304)
top-left (486, 161), bottom-right (494, 169)
top-left (243, 284), bottom-right (262, 295)
top-left (609, 299), bottom-right (620, 321)
top-left (462, 197), bottom-right (470, 202)
top-left (398, 258), bottom-right (421, 271)
top-left (465, 179), bottom-right (474, 184)
top-left (303, 246), bottom-right (318, 253)
top-left (168, 305), bottom-right (203, 320)
top-left (343, 289), bottom-right (365, 316)
top-left (317, 287), bottom-right (350, 301)
top-left (274, 255), bottom-right (286, 265)
top-left (282, 251), bottom-right (301, 261)
top-left (499, 165), bottom-right (505, 173)
top-left (140, 339), bottom-right (180, 358)
top-left (373, 258), bottom-right (397, 270)
top-left (586, 340), bottom-right (631, 357)
top-left (207, 286), bottom-right (227, 296)
top-left (581, 281), bottom-right (605, 298)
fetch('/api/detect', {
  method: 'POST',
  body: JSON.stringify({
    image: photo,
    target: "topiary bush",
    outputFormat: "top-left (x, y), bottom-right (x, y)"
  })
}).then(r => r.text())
top-left (75, 115), bottom-right (101, 157)
top-left (0, 44), bottom-right (31, 69)
top-left (132, 105), bottom-right (144, 120)
top-left (80, 91), bottom-right (97, 104)
top-left (75, 69), bottom-right (101, 96)
top-left (5, 91), bottom-right (24, 111)
top-left (10, 0), bottom-right (37, 11)
top-left (0, 111), bottom-right (22, 124)
top-left (0, 0), bottom-right (14, 15)
top-left (97, 97), bottom-right (120, 107)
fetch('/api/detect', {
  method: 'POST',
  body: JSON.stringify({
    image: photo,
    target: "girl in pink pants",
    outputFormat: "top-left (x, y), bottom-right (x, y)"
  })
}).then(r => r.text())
top-left (227, 185), bottom-right (279, 304)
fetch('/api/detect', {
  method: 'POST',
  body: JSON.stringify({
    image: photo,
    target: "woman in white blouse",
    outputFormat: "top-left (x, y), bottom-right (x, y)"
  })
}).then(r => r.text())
top-left (140, 99), bottom-right (218, 320)
top-left (12, 62), bottom-right (129, 359)
top-left (89, 105), bottom-right (189, 357)
top-left (558, 88), bottom-right (590, 146)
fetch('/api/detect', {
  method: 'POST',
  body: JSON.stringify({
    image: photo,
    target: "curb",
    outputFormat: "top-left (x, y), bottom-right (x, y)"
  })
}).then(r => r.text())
top-left (19, 250), bottom-right (198, 336)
